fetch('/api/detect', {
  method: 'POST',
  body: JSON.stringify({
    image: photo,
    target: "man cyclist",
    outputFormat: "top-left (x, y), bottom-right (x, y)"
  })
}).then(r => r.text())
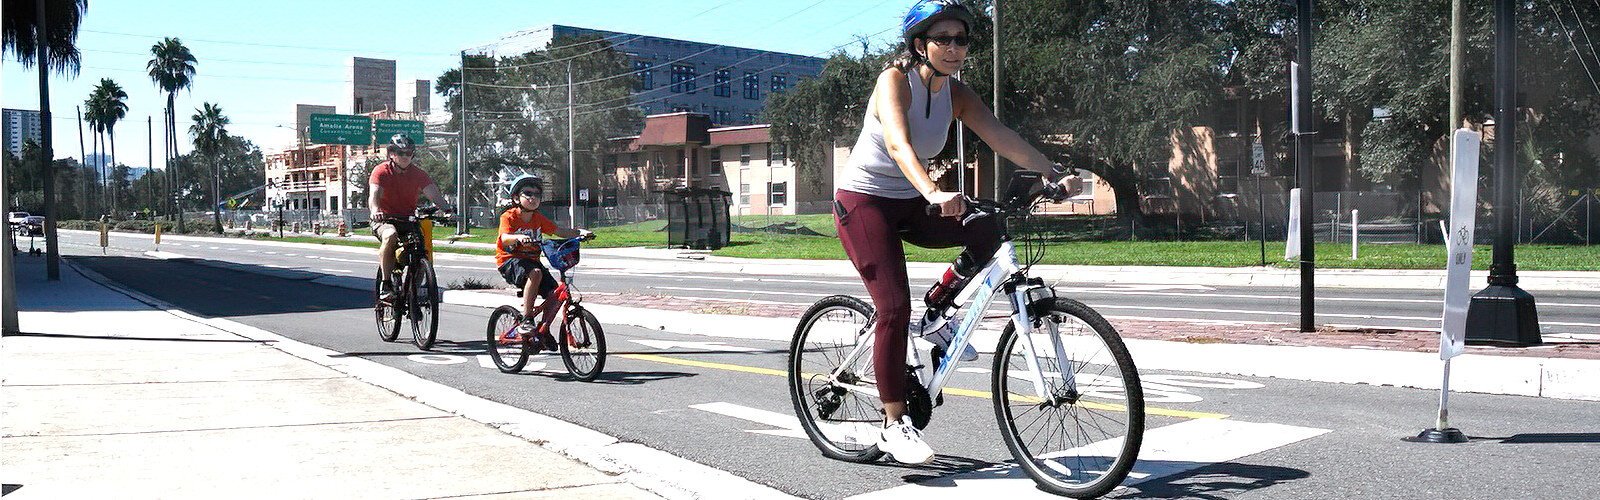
top-left (369, 134), bottom-right (451, 301)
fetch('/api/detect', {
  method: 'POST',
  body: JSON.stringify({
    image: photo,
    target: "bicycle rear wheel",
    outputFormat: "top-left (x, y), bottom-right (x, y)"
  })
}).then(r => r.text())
top-left (487, 305), bottom-right (533, 373)
top-left (788, 295), bottom-right (885, 463)
top-left (374, 268), bottom-right (400, 342)
top-left (559, 306), bottom-right (606, 381)
top-left (992, 297), bottom-right (1143, 498)
top-left (409, 258), bottom-right (440, 350)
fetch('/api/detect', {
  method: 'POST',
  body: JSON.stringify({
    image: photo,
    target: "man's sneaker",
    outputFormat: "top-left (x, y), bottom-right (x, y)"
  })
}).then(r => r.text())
top-left (876, 416), bottom-right (934, 465)
top-left (378, 278), bottom-right (399, 304)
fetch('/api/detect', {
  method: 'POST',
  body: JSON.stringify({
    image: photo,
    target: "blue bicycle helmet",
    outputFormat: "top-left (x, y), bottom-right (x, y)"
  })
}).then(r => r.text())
top-left (901, 0), bottom-right (977, 45)
top-left (506, 173), bottom-right (544, 197)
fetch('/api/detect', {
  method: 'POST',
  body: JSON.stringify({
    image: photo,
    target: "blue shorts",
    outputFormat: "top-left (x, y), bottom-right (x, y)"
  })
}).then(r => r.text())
top-left (498, 257), bottom-right (557, 298)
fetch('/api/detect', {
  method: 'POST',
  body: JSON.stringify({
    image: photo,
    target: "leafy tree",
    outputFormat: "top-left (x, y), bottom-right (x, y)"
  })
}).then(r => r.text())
top-left (764, 48), bottom-right (893, 194)
top-left (189, 102), bottom-right (229, 232)
top-left (148, 37), bottom-right (197, 228)
top-left (441, 35), bottom-right (639, 208)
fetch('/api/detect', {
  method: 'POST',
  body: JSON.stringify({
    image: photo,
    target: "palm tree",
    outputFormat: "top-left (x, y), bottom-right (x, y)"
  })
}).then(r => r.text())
top-left (189, 102), bottom-right (228, 233)
top-left (83, 90), bottom-right (101, 214)
top-left (92, 78), bottom-right (128, 215)
top-left (147, 37), bottom-right (196, 231)
top-left (4, 0), bottom-right (89, 280)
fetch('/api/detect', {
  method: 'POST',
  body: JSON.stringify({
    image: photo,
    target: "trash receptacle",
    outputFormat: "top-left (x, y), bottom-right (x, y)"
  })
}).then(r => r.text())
top-left (659, 187), bottom-right (733, 250)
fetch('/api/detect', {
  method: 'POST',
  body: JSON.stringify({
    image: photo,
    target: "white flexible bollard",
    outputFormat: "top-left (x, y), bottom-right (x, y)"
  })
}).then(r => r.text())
top-left (1351, 209), bottom-right (1360, 259)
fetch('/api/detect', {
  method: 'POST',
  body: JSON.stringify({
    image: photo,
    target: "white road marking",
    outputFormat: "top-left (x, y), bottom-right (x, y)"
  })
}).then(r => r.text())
top-left (648, 285), bottom-right (842, 298)
top-left (689, 402), bottom-right (806, 439)
top-left (408, 354), bottom-right (467, 365)
top-left (957, 367), bottom-right (991, 374)
top-left (628, 339), bottom-right (762, 352)
top-left (319, 268), bottom-right (353, 274)
top-left (845, 419), bottom-right (1329, 499)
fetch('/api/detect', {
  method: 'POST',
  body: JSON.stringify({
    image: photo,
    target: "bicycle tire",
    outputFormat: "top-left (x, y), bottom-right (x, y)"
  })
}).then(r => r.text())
top-left (992, 297), bottom-right (1144, 498)
top-left (788, 295), bottom-right (886, 463)
top-left (409, 258), bottom-right (440, 350)
top-left (487, 305), bottom-right (532, 373)
top-left (559, 306), bottom-right (606, 381)
top-left (374, 268), bottom-right (401, 342)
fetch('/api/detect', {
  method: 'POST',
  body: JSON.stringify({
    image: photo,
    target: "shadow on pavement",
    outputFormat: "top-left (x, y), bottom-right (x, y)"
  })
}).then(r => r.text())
top-left (1116, 462), bottom-right (1312, 499)
top-left (2, 484), bottom-right (20, 495)
top-left (0, 332), bottom-right (274, 344)
top-left (71, 255), bottom-right (375, 318)
top-left (1481, 433), bottom-right (1600, 444)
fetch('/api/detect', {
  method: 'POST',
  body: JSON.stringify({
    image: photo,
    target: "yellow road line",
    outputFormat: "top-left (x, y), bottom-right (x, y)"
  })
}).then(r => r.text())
top-left (619, 354), bottom-right (1229, 420)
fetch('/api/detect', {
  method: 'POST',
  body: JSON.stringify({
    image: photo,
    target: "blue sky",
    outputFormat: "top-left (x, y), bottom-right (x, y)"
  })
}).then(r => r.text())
top-left (3, 0), bottom-right (910, 169)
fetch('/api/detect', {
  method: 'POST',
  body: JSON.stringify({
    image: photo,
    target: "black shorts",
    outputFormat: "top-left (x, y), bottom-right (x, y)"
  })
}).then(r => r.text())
top-left (499, 257), bottom-right (557, 298)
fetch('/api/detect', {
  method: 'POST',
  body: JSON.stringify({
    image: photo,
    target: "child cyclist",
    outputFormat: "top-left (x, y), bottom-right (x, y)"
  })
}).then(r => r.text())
top-left (495, 174), bottom-right (592, 350)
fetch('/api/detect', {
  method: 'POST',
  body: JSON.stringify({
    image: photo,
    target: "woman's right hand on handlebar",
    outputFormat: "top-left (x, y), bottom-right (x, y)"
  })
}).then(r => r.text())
top-left (924, 191), bottom-right (967, 218)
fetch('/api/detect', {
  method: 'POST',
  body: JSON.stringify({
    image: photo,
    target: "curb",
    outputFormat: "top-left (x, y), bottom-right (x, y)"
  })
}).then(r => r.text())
top-left (62, 258), bottom-right (801, 500)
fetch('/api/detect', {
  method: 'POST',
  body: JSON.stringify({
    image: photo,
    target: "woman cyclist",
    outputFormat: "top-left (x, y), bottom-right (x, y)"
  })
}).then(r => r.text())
top-left (833, 0), bottom-right (1081, 464)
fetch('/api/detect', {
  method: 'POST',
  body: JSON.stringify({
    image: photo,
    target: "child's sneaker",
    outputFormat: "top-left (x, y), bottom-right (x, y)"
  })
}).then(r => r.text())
top-left (497, 320), bottom-right (534, 346)
top-left (535, 326), bottom-right (559, 352)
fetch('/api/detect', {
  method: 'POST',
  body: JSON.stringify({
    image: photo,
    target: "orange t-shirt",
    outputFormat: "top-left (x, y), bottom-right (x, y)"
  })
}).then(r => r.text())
top-left (496, 207), bottom-right (558, 267)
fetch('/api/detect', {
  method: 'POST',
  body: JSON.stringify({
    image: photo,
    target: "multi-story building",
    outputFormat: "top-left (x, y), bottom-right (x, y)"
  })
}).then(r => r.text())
top-left (605, 112), bottom-right (832, 216)
top-left (482, 25), bottom-right (825, 126)
top-left (3, 108), bottom-right (43, 157)
top-left (408, 79), bottom-right (430, 115)
top-left (350, 57), bottom-right (397, 114)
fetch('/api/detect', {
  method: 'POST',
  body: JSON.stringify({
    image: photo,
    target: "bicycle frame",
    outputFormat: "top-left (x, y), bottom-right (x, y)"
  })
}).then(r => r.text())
top-left (825, 239), bottom-right (1078, 403)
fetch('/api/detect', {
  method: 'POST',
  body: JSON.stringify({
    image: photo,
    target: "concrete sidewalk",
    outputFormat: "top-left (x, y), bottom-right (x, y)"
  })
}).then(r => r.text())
top-left (0, 254), bottom-right (761, 499)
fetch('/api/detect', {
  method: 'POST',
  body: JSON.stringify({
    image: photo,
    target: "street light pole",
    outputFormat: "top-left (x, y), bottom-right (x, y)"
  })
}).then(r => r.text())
top-left (1293, 0), bottom-right (1317, 332)
top-left (459, 50), bottom-right (470, 235)
top-left (1465, 0), bottom-right (1540, 345)
top-left (568, 59), bottom-right (578, 227)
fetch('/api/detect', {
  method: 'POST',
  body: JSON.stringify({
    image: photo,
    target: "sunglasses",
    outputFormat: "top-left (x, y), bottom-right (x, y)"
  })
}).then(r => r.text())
top-left (519, 190), bottom-right (542, 198)
top-left (926, 35), bottom-right (971, 48)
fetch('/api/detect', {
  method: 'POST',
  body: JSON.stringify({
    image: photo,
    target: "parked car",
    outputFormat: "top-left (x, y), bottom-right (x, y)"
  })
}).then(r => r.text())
top-left (19, 216), bottom-right (45, 237)
top-left (8, 211), bottom-right (29, 225)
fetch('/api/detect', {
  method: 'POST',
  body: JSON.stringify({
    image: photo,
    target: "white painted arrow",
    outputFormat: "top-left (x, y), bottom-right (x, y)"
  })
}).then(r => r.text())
top-left (689, 402), bottom-right (807, 439)
top-left (629, 339), bottom-right (762, 352)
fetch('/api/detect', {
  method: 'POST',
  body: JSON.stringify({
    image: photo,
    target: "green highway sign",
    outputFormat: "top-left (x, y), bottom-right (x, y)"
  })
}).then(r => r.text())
top-left (374, 119), bottom-right (425, 145)
top-left (308, 114), bottom-right (372, 145)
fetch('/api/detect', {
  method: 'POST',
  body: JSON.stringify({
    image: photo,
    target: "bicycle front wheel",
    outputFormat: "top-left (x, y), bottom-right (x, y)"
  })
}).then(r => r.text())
top-left (992, 298), bottom-right (1143, 498)
top-left (374, 268), bottom-right (400, 342)
top-left (559, 306), bottom-right (606, 381)
top-left (487, 305), bottom-right (533, 373)
top-left (409, 258), bottom-right (440, 350)
top-left (788, 295), bottom-right (885, 463)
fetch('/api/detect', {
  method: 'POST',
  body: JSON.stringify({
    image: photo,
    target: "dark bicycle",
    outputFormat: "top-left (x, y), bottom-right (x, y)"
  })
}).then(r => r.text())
top-left (374, 207), bottom-right (449, 350)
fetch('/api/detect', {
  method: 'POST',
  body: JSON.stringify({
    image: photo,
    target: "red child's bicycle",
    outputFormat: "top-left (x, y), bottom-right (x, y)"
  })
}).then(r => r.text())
top-left (485, 232), bottom-right (606, 381)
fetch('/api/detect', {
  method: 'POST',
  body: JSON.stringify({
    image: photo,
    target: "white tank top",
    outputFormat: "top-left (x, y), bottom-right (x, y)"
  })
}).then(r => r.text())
top-left (837, 70), bottom-right (953, 199)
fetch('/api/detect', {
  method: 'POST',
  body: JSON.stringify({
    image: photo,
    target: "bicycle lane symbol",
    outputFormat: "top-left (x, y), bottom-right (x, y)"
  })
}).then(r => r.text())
top-left (406, 353), bottom-right (557, 374)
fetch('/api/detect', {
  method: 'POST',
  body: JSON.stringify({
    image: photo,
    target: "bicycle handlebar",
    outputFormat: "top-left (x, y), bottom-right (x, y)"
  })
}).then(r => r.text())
top-left (924, 181), bottom-right (1071, 226)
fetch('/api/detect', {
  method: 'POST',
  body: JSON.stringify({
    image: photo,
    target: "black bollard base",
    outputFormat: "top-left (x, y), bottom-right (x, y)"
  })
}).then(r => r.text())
top-left (1465, 284), bottom-right (1541, 346)
top-left (1404, 428), bottom-right (1469, 443)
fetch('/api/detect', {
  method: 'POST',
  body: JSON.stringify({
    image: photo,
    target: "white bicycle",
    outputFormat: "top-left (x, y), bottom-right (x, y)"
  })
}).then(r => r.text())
top-left (788, 175), bottom-right (1144, 498)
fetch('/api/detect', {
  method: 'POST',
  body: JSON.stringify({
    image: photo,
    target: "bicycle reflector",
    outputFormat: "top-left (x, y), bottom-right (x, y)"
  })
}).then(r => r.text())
top-left (540, 238), bottom-right (582, 272)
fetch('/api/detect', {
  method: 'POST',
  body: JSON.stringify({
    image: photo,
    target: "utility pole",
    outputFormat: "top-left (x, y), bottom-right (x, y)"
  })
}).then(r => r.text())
top-left (1449, 0), bottom-right (1464, 129)
top-left (37, 0), bottom-right (60, 280)
top-left (459, 50), bottom-right (469, 235)
top-left (1293, 0), bottom-right (1317, 332)
top-left (567, 59), bottom-right (578, 227)
top-left (76, 106), bottom-right (86, 217)
top-left (1465, 0), bottom-right (1540, 345)
top-left (148, 116), bottom-right (154, 214)
top-left (991, 0), bottom-right (1002, 199)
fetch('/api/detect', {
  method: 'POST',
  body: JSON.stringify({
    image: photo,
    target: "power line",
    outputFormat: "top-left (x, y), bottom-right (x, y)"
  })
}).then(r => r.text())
top-left (1545, 0), bottom-right (1600, 97)
top-left (82, 48), bottom-right (351, 68)
top-left (463, 0), bottom-right (746, 72)
top-left (80, 29), bottom-right (459, 57)
top-left (1565, 0), bottom-right (1600, 74)
top-left (80, 65), bottom-right (352, 84)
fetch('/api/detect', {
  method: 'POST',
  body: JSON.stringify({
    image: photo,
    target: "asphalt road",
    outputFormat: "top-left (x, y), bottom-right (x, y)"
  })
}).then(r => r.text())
top-left (58, 234), bottom-right (1600, 499)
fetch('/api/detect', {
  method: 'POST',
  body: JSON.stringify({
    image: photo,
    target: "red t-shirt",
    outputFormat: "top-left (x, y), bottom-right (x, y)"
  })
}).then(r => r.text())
top-left (497, 207), bottom-right (559, 267)
top-left (368, 160), bottom-right (434, 216)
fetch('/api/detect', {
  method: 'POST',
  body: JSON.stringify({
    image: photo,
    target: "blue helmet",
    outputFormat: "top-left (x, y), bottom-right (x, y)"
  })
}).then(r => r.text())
top-left (901, 0), bottom-right (977, 44)
top-left (507, 173), bottom-right (544, 197)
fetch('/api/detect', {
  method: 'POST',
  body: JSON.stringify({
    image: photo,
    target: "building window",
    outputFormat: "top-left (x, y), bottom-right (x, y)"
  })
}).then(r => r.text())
top-left (770, 143), bottom-right (787, 164)
top-left (742, 113), bottom-right (755, 124)
top-left (714, 69), bottom-right (731, 97)
top-left (770, 74), bottom-right (787, 93)
top-left (689, 148), bottom-right (701, 178)
top-left (628, 153), bottom-right (640, 169)
top-left (739, 181), bottom-right (751, 206)
top-left (604, 154), bottom-right (617, 170)
top-left (743, 72), bottom-right (760, 100)
top-left (709, 146), bottom-right (721, 165)
top-left (740, 144), bottom-right (751, 166)
top-left (634, 61), bottom-right (653, 90)
top-left (1217, 160), bottom-right (1241, 194)
top-left (671, 64), bottom-right (697, 94)
top-left (654, 152), bottom-right (667, 179)
top-left (672, 105), bottom-right (693, 113)
top-left (769, 181), bottom-right (788, 206)
top-left (712, 109), bottom-right (730, 124)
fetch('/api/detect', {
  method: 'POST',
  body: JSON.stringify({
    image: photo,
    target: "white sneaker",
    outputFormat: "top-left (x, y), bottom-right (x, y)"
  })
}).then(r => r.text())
top-left (877, 416), bottom-right (934, 465)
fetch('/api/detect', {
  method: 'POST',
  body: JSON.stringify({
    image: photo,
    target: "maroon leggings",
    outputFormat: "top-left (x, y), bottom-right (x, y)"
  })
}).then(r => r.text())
top-left (833, 189), bottom-right (1001, 403)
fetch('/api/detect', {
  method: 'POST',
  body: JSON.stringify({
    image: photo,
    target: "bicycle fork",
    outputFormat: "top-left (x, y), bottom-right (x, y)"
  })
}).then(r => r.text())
top-left (1007, 285), bottom-right (1078, 405)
